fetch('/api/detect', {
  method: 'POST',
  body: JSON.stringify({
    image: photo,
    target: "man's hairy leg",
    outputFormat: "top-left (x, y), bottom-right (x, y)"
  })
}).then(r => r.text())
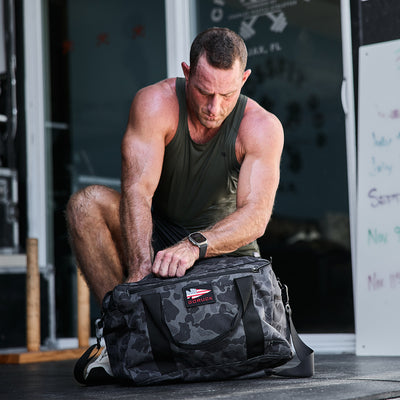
top-left (66, 185), bottom-right (125, 303)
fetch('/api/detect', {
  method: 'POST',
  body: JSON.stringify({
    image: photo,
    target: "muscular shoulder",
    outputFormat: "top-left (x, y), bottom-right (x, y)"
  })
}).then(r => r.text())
top-left (126, 78), bottom-right (179, 143)
top-left (134, 78), bottom-right (177, 108)
top-left (236, 98), bottom-right (284, 163)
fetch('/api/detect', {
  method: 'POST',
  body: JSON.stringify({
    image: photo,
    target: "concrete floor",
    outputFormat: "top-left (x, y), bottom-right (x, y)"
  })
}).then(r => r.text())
top-left (1, 354), bottom-right (400, 400)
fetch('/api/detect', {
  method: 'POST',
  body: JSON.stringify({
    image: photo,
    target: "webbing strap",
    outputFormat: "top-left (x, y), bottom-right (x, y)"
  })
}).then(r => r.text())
top-left (273, 284), bottom-right (314, 378)
top-left (274, 303), bottom-right (314, 378)
top-left (235, 276), bottom-right (264, 359)
top-left (142, 293), bottom-right (177, 375)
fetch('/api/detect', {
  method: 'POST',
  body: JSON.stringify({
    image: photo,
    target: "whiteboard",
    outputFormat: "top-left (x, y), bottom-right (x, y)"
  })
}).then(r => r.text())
top-left (356, 39), bottom-right (400, 355)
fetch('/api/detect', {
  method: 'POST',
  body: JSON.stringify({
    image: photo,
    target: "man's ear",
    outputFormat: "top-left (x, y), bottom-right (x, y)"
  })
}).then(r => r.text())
top-left (242, 69), bottom-right (252, 86)
top-left (181, 62), bottom-right (190, 81)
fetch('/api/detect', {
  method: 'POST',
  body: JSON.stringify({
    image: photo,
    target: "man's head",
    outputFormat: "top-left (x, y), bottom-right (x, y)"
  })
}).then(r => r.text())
top-left (181, 27), bottom-right (251, 130)
top-left (189, 27), bottom-right (248, 76)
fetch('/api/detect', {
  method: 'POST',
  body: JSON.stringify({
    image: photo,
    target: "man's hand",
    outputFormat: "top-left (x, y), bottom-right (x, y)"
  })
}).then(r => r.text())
top-left (152, 240), bottom-right (200, 278)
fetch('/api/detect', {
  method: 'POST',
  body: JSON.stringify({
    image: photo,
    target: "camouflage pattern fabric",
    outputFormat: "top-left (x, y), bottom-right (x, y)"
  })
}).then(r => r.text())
top-left (102, 256), bottom-right (293, 385)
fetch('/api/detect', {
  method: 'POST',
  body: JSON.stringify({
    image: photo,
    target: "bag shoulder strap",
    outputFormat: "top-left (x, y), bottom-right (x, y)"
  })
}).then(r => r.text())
top-left (273, 283), bottom-right (314, 378)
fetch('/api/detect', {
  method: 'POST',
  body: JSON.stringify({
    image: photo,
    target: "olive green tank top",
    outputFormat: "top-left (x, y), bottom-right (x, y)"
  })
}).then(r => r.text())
top-left (152, 78), bottom-right (260, 256)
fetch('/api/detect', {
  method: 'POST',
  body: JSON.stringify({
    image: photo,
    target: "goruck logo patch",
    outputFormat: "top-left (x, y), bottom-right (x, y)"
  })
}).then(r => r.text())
top-left (183, 284), bottom-right (216, 308)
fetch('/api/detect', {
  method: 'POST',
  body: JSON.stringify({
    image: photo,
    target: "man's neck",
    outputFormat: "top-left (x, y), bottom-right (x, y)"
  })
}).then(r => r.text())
top-left (187, 115), bottom-right (220, 144)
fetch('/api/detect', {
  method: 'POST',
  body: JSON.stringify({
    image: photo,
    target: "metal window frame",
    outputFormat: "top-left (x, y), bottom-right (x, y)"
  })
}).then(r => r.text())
top-left (23, 0), bottom-right (56, 346)
top-left (165, 0), bottom-right (196, 78)
top-left (340, 0), bottom-right (357, 309)
top-left (23, 0), bottom-right (48, 269)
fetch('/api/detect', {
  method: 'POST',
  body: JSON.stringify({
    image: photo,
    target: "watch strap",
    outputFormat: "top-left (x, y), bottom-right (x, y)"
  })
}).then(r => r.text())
top-left (198, 243), bottom-right (207, 259)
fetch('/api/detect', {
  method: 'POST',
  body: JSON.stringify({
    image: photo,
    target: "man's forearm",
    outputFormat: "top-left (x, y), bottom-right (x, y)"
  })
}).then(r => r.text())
top-left (120, 191), bottom-right (154, 280)
top-left (203, 204), bottom-right (269, 257)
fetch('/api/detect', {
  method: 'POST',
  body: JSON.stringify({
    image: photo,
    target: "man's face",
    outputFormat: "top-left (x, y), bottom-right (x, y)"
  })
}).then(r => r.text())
top-left (184, 54), bottom-right (250, 130)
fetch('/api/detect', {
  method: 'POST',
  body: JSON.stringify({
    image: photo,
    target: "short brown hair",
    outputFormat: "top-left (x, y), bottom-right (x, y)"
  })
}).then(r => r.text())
top-left (189, 27), bottom-right (247, 75)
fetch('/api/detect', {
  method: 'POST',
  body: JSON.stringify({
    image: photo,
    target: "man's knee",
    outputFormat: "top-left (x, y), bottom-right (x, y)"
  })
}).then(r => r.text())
top-left (66, 185), bottom-right (109, 228)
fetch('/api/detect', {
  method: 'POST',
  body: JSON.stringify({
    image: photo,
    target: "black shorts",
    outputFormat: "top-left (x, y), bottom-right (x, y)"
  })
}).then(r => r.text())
top-left (152, 210), bottom-right (190, 254)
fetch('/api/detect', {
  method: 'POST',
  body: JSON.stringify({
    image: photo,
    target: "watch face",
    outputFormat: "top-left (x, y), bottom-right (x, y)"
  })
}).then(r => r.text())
top-left (190, 232), bottom-right (207, 244)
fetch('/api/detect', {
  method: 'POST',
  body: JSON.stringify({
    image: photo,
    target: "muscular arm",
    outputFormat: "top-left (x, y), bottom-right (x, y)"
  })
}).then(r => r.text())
top-left (120, 82), bottom-right (176, 282)
top-left (203, 103), bottom-right (284, 255)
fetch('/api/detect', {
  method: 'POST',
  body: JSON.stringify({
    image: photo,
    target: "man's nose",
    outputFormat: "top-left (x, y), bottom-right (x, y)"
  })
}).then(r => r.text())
top-left (207, 95), bottom-right (221, 115)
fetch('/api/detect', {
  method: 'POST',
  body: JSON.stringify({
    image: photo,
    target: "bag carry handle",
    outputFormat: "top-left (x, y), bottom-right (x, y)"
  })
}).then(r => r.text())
top-left (142, 275), bottom-right (254, 351)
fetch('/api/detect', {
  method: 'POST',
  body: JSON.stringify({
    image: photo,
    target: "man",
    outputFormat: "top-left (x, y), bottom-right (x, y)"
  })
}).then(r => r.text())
top-left (68, 27), bottom-right (283, 381)
top-left (67, 26), bottom-right (283, 302)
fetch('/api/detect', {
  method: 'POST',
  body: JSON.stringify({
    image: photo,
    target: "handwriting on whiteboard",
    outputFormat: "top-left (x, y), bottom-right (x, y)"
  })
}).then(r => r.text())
top-left (369, 129), bottom-right (400, 176)
top-left (371, 130), bottom-right (400, 146)
top-left (369, 157), bottom-right (393, 176)
top-left (368, 271), bottom-right (400, 291)
top-left (372, 132), bottom-right (392, 146)
top-left (368, 226), bottom-right (400, 245)
top-left (368, 188), bottom-right (400, 207)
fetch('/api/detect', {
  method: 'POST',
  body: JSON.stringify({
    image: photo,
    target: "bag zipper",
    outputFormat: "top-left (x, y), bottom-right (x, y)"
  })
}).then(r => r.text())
top-left (125, 260), bottom-right (270, 295)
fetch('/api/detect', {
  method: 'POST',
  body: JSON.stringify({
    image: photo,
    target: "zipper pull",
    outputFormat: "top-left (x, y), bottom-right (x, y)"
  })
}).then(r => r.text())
top-left (252, 261), bottom-right (269, 272)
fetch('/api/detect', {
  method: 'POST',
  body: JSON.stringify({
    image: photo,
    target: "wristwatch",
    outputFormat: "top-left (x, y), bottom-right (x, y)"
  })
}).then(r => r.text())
top-left (188, 232), bottom-right (208, 259)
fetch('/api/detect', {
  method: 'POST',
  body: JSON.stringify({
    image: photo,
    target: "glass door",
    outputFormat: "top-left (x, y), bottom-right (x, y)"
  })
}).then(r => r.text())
top-left (195, 0), bottom-right (353, 333)
top-left (46, 0), bottom-right (167, 337)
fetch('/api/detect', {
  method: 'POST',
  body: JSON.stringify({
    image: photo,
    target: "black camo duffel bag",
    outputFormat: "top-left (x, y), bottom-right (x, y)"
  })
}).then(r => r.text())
top-left (77, 256), bottom-right (313, 385)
